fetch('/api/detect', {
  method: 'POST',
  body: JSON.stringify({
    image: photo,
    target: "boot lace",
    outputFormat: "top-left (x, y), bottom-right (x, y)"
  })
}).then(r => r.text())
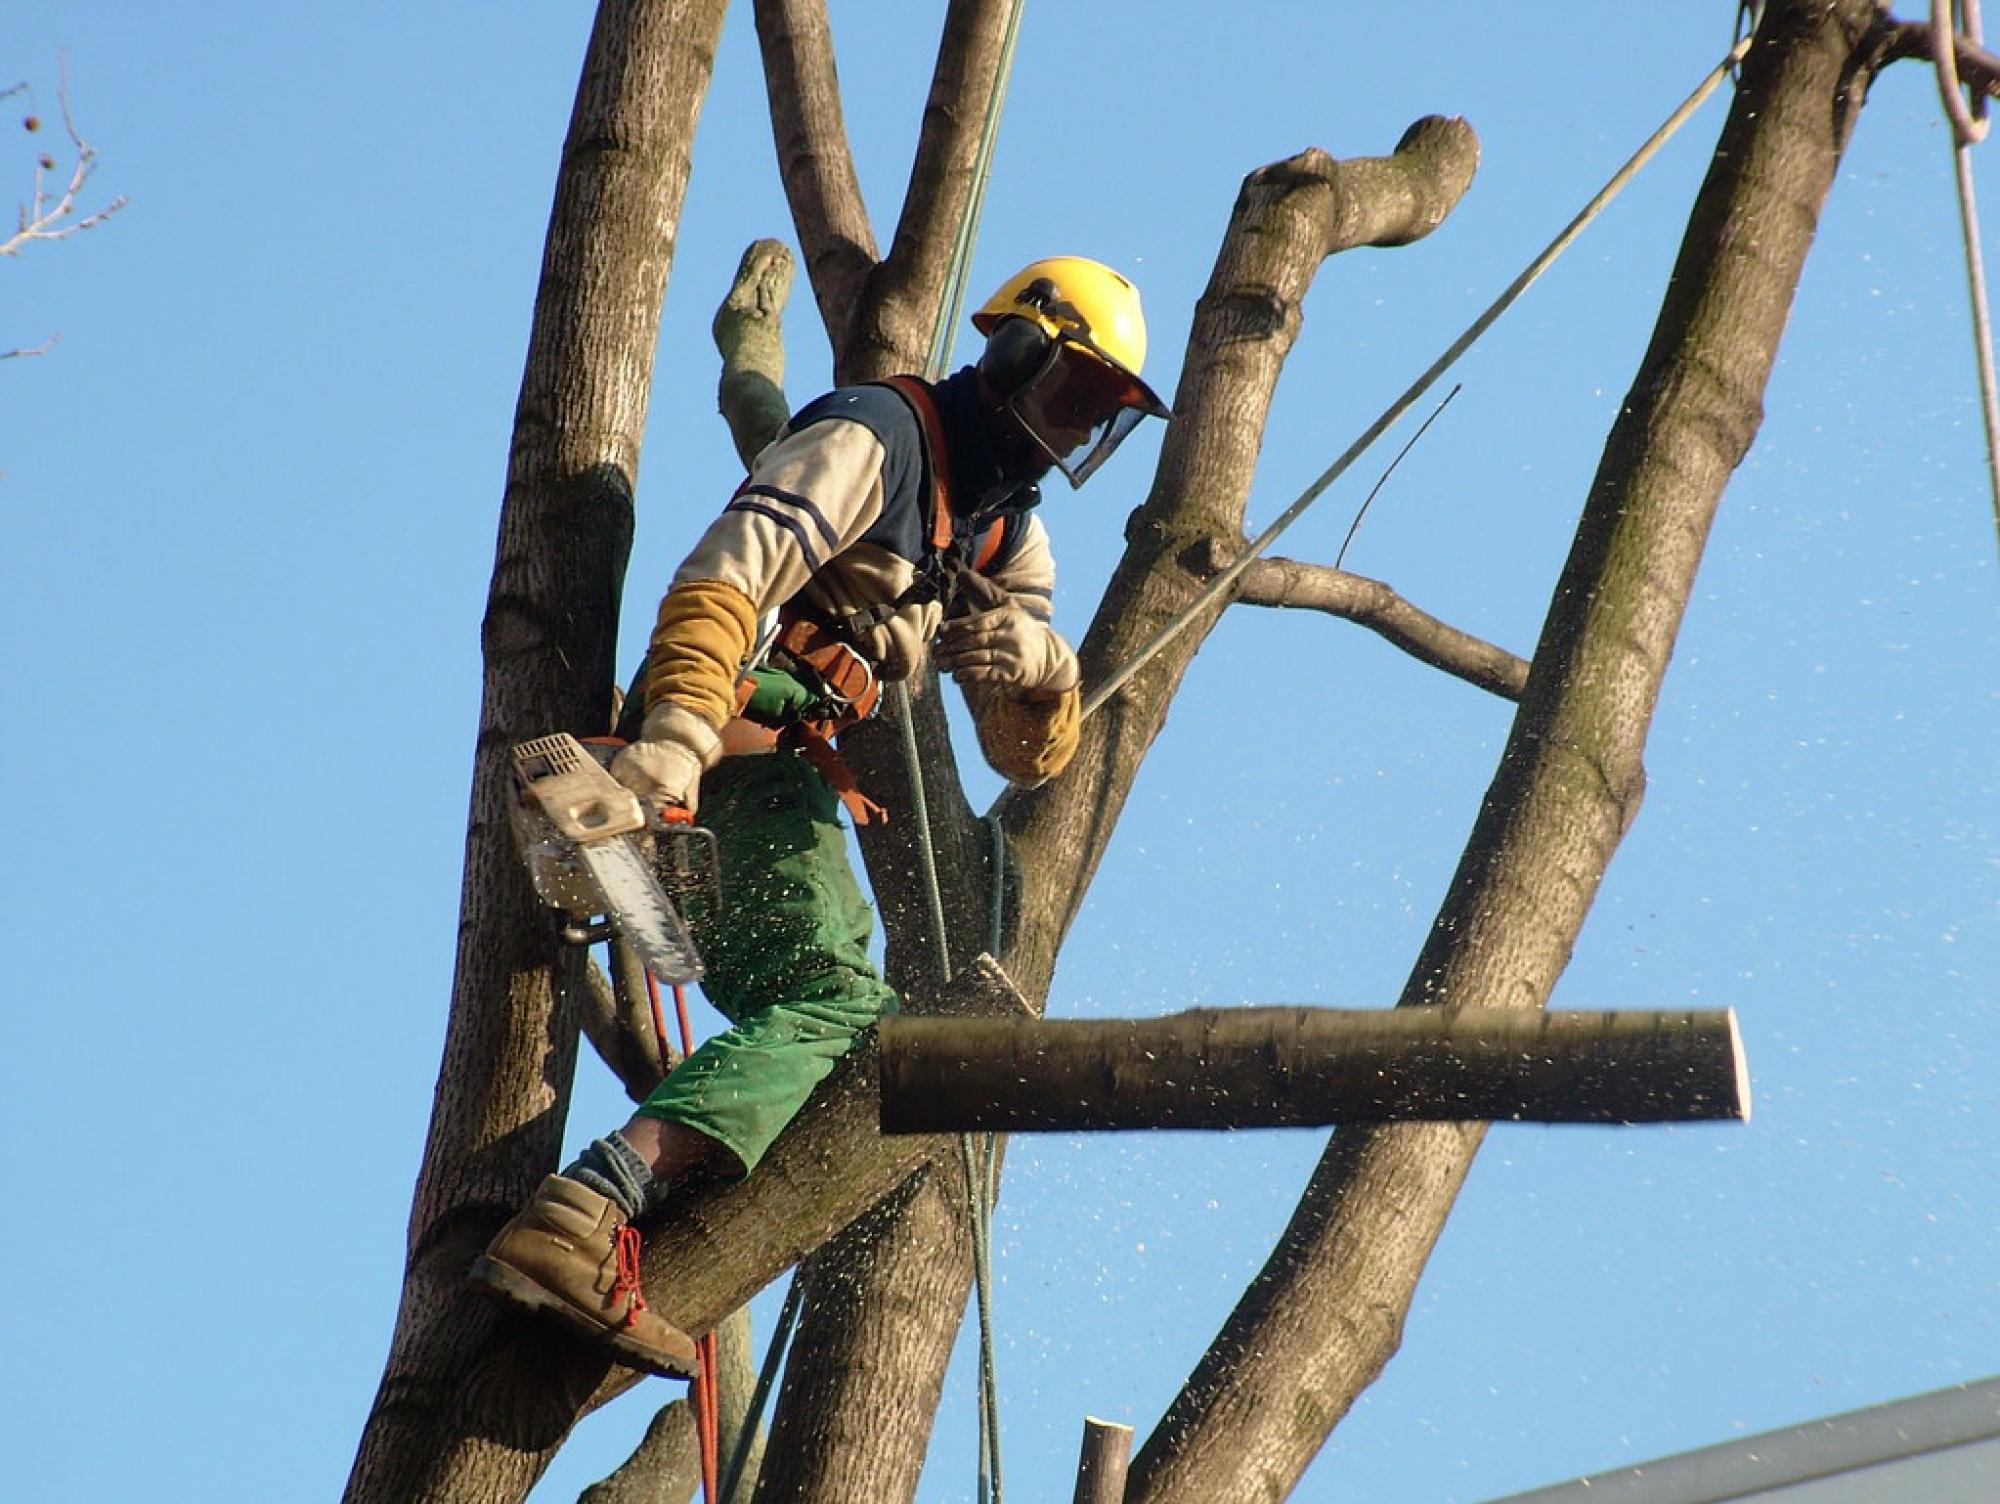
top-left (613, 1224), bottom-right (648, 1330)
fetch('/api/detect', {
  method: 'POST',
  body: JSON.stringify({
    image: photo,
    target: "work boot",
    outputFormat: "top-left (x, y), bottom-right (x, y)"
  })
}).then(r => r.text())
top-left (469, 1173), bottom-right (700, 1380)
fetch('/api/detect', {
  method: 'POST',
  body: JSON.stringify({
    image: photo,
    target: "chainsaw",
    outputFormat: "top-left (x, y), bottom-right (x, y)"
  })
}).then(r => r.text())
top-left (508, 732), bottom-right (721, 985)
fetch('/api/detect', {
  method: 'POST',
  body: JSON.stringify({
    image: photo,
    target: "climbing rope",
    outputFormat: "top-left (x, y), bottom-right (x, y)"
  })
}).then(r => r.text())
top-left (897, 6), bottom-right (1030, 1501)
top-left (725, 7), bottom-right (1029, 1502)
top-left (1929, 0), bottom-right (2000, 553)
top-left (1076, 30), bottom-right (1754, 724)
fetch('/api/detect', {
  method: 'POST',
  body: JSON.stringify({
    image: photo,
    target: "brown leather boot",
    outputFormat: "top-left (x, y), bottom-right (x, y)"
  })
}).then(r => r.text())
top-left (469, 1173), bottom-right (700, 1380)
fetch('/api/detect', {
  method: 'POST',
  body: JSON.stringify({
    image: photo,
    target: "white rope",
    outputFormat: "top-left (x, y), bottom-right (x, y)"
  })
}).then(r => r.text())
top-left (1079, 32), bottom-right (1753, 723)
top-left (1930, 0), bottom-right (2000, 554)
top-left (896, 5), bottom-right (1030, 1499)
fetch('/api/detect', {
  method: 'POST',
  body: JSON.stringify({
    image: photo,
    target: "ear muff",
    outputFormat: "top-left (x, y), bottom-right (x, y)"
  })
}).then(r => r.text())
top-left (978, 317), bottom-right (1052, 396)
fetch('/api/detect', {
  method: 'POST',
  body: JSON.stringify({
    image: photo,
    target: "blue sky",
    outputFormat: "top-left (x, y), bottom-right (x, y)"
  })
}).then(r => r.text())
top-left (6, 4), bottom-right (1996, 1501)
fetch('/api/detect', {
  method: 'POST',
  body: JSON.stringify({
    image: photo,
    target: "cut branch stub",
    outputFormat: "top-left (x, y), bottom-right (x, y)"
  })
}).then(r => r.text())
top-left (878, 1007), bottom-right (1750, 1132)
top-left (1073, 1417), bottom-right (1135, 1504)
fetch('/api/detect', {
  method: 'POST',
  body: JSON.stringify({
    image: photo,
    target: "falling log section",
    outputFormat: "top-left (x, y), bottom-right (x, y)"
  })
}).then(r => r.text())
top-left (878, 1007), bottom-right (1749, 1133)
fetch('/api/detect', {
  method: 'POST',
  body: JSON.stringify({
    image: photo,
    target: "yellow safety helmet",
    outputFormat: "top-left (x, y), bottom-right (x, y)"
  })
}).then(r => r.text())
top-left (970, 256), bottom-right (1171, 487)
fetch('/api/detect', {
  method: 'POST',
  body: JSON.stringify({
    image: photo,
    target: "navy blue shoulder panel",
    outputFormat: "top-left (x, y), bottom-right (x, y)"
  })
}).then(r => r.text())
top-left (787, 384), bottom-right (930, 564)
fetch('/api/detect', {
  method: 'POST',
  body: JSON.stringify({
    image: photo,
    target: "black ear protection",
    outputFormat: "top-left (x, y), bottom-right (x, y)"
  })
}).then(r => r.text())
top-left (977, 315), bottom-right (1052, 396)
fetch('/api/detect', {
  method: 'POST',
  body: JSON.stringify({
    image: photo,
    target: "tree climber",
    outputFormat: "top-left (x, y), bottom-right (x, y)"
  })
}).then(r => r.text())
top-left (470, 256), bottom-right (1172, 1379)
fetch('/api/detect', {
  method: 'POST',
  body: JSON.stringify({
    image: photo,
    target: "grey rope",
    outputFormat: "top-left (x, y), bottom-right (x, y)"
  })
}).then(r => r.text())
top-left (1929, 0), bottom-right (2000, 555)
top-left (896, 4), bottom-right (1029, 1499)
top-left (1079, 31), bottom-right (1753, 723)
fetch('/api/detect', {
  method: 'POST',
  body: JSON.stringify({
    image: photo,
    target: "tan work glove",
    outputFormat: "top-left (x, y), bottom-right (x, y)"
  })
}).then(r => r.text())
top-left (610, 702), bottom-right (723, 813)
top-left (934, 606), bottom-right (1080, 699)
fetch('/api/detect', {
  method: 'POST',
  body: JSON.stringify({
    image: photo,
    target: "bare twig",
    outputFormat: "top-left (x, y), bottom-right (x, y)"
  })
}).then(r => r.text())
top-left (4, 57), bottom-right (127, 258)
top-left (0, 332), bottom-right (59, 360)
top-left (1190, 536), bottom-right (1529, 700)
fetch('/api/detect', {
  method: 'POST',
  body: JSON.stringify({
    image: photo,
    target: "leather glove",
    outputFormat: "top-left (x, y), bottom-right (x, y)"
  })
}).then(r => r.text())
top-left (610, 702), bottom-right (722, 814)
top-left (934, 606), bottom-right (1080, 698)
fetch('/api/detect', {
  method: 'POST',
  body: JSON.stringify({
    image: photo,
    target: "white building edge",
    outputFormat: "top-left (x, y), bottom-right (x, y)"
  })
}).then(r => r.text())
top-left (1481, 1376), bottom-right (2000, 1503)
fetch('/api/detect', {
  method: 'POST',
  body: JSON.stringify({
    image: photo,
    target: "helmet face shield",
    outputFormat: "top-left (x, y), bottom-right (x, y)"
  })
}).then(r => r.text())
top-left (1008, 339), bottom-right (1160, 488)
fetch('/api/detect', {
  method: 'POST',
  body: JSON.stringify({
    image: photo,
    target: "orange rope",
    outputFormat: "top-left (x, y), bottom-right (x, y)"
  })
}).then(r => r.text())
top-left (647, 968), bottom-right (721, 1504)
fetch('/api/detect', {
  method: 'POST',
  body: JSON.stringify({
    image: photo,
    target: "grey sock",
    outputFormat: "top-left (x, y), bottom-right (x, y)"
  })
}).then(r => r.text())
top-left (562, 1133), bottom-right (657, 1220)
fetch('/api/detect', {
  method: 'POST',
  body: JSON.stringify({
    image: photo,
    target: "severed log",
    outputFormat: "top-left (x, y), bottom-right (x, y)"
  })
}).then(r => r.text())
top-left (878, 1007), bottom-right (1749, 1133)
top-left (1073, 1417), bottom-right (1135, 1504)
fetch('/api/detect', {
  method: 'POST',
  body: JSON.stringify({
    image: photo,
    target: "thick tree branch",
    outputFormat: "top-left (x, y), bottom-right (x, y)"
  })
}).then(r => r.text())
top-left (1003, 116), bottom-right (1482, 1005)
top-left (1126, 6), bottom-right (1886, 1498)
top-left (750, 0), bottom-right (877, 345)
top-left (1190, 535), bottom-right (1529, 700)
top-left (846, 0), bottom-right (1022, 381)
top-left (343, 5), bottom-right (729, 1498)
top-left (1073, 1419), bottom-right (1135, 1504)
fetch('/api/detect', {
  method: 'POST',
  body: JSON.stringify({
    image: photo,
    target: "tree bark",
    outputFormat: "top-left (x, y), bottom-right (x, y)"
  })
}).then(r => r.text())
top-left (1125, 6), bottom-right (1888, 1498)
top-left (343, 5), bottom-right (727, 1499)
top-left (878, 1008), bottom-right (1750, 1131)
top-left (747, 1168), bottom-right (975, 1502)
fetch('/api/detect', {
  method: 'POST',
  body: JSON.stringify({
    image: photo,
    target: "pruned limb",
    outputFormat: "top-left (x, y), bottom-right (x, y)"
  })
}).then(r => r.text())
top-left (1073, 1418), bottom-right (1135, 1504)
top-left (578, 1399), bottom-right (698, 1504)
top-left (1125, 7), bottom-right (1886, 1499)
top-left (1007, 116), bottom-right (1482, 1004)
top-left (738, 10), bottom-right (1025, 1496)
top-left (577, 944), bottom-right (673, 1106)
top-left (1882, 15), bottom-right (2000, 98)
top-left (712, 238), bottom-right (795, 467)
top-left (750, 0), bottom-right (878, 346)
top-left (1190, 536), bottom-right (1529, 700)
top-left (879, 1008), bottom-right (1750, 1132)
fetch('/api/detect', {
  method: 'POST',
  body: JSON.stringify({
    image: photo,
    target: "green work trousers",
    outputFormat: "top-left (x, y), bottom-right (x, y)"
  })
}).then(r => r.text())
top-left (634, 749), bottom-right (898, 1174)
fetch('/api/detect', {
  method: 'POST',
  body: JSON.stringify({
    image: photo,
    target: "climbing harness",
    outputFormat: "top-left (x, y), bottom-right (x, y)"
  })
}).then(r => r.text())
top-left (1928, 0), bottom-right (2000, 552)
top-left (1077, 29), bottom-right (1756, 724)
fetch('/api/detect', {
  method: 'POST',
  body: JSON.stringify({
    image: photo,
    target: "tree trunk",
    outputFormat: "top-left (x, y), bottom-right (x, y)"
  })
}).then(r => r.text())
top-left (877, 1008), bottom-right (1750, 1131)
top-left (737, 8), bottom-right (1030, 1500)
top-left (343, 5), bottom-right (727, 1498)
top-left (1125, 6), bottom-right (1888, 1498)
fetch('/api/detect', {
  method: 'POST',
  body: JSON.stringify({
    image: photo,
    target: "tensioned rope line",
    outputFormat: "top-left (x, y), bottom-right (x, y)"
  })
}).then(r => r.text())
top-left (722, 3), bottom-right (1027, 1490)
top-left (893, 8), bottom-right (1029, 1502)
top-left (1074, 30), bottom-right (1755, 725)
top-left (1928, 0), bottom-right (2000, 555)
